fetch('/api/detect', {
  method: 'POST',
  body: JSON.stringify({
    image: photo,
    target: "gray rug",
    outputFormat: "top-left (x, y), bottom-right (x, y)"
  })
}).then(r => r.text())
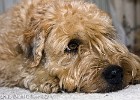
top-left (0, 84), bottom-right (140, 100)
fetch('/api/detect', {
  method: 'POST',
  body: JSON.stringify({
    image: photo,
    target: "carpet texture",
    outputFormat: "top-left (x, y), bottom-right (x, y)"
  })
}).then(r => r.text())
top-left (0, 85), bottom-right (140, 100)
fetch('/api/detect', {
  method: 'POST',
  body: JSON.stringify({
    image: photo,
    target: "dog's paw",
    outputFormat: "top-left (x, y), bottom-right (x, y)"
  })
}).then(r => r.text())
top-left (28, 80), bottom-right (60, 93)
top-left (21, 69), bottom-right (60, 93)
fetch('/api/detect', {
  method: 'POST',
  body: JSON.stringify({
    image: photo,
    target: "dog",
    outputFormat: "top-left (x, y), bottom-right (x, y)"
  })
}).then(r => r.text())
top-left (0, 0), bottom-right (140, 93)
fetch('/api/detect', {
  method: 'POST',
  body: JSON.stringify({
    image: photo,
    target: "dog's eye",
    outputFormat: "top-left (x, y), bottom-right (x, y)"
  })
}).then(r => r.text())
top-left (64, 39), bottom-right (81, 53)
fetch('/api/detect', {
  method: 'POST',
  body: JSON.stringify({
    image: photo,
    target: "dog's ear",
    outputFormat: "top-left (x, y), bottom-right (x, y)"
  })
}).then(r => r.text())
top-left (19, 24), bottom-right (52, 67)
top-left (32, 30), bottom-right (46, 67)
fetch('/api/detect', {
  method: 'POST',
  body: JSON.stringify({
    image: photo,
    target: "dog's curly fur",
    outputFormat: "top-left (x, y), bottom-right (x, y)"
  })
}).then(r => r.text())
top-left (0, 0), bottom-right (140, 93)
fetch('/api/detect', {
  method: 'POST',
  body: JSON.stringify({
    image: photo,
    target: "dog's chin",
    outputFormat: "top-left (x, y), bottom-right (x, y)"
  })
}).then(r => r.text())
top-left (97, 84), bottom-right (126, 93)
top-left (59, 73), bottom-right (126, 93)
top-left (75, 84), bottom-right (126, 93)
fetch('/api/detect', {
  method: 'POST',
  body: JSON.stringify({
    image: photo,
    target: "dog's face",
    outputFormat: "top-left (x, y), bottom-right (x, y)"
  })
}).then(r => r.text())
top-left (21, 0), bottom-right (140, 93)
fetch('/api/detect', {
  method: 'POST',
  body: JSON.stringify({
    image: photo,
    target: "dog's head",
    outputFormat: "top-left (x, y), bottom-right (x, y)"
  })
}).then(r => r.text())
top-left (20, 0), bottom-right (140, 93)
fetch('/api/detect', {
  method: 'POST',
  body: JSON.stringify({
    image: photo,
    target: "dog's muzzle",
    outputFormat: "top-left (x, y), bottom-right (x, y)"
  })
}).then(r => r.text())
top-left (103, 65), bottom-right (123, 85)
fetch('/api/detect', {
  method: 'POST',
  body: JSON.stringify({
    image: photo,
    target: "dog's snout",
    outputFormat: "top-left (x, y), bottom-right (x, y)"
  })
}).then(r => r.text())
top-left (103, 65), bottom-right (123, 85)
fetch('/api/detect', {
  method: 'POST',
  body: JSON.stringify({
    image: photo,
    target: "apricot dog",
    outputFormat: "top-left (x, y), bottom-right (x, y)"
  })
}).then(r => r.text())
top-left (0, 0), bottom-right (140, 93)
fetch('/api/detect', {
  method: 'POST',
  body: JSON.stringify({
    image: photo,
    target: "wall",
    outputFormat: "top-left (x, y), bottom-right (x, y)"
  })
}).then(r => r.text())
top-left (0, 0), bottom-right (20, 14)
top-left (113, 0), bottom-right (140, 48)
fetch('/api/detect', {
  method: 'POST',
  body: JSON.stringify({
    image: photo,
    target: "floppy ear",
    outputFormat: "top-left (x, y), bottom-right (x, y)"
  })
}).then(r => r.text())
top-left (32, 30), bottom-right (46, 67)
top-left (19, 29), bottom-right (45, 67)
top-left (19, 25), bottom-right (52, 67)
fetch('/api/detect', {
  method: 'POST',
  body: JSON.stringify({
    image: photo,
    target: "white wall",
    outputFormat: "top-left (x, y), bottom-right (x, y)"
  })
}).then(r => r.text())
top-left (0, 0), bottom-right (21, 14)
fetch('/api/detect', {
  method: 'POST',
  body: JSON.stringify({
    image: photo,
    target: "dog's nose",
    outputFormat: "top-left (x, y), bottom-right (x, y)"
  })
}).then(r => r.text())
top-left (103, 65), bottom-right (123, 85)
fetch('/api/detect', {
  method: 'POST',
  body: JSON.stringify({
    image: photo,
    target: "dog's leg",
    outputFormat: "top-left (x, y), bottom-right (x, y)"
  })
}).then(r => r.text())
top-left (0, 56), bottom-right (60, 93)
top-left (0, 55), bottom-right (25, 87)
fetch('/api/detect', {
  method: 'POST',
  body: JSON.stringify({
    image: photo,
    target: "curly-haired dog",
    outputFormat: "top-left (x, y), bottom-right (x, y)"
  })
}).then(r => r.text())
top-left (0, 0), bottom-right (140, 93)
